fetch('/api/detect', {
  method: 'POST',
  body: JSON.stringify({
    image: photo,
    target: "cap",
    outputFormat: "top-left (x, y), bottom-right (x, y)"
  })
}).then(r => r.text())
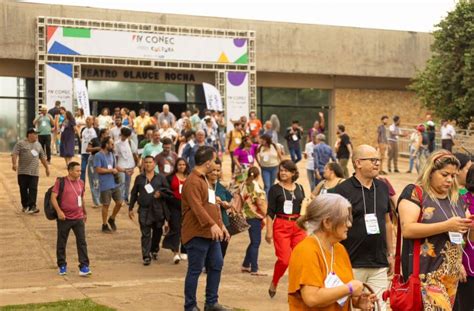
top-left (27, 128), bottom-right (38, 135)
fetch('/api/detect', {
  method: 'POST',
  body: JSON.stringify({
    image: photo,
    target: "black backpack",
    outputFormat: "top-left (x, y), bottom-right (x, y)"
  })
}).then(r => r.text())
top-left (44, 177), bottom-right (65, 220)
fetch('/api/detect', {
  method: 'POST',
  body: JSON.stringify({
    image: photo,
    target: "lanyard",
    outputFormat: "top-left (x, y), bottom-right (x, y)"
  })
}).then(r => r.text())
top-left (67, 177), bottom-right (81, 197)
top-left (432, 197), bottom-right (460, 220)
top-left (313, 235), bottom-right (334, 274)
top-left (360, 180), bottom-right (376, 216)
top-left (281, 184), bottom-right (296, 201)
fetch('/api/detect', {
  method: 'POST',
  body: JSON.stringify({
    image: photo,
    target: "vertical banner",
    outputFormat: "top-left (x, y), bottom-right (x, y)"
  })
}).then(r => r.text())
top-left (203, 82), bottom-right (223, 112)
top-left (46, 63), bottom-right (73, 111)
top-left (226, 72), bottom-right (249, 132)
top-left (74, 79), bottom-right (90, 116)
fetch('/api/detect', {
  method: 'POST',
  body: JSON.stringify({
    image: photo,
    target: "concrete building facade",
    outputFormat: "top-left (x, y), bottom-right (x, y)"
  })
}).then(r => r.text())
top-left (0, 0), bottom-right (433, 152)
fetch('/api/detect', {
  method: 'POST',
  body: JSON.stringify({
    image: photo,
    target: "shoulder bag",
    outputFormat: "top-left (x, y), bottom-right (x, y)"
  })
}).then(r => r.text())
top-left (382, 185), bottom-right (423, 311)
top-left (227, 192), bottom-right (250, 236)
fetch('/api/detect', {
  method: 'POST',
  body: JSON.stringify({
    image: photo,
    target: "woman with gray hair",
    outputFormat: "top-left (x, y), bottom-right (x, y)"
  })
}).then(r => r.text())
top-left (288, 194), bottom-right (377, 310)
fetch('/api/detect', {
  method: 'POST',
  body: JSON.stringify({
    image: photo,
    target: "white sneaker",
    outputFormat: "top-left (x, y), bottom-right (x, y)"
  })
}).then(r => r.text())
top-left (180, 254), bottom-right (188, 261)
top-left (173, 254), bottom-right (181, 264)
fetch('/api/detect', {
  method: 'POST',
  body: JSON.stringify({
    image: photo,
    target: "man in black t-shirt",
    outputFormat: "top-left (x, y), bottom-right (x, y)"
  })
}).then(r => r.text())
top-left (284, 120), bottom-right (304, 163)
top-left (335, 144), bottom-right (394, 311)
top-left (335, 124), bottom-right (352, 178)
top-left (86, 128), bottom-right (109, 208)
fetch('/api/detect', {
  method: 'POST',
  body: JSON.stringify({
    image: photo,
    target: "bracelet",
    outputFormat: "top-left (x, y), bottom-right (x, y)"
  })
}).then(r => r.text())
top-left (347, 283), bottom-right (353, 295)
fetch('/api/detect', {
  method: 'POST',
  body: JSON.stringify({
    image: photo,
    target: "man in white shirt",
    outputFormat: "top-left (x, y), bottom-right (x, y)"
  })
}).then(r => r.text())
top-left (115, 127), bottom-right (138, 204)
top-left (303, 134), bottom-right (316, 190)
top-left (440, 119), bottom-right (456, 152)
top-left (80, 116), bottom-right (97, 182)
top-left (110, 117), bottom-right (123, 142)
top-left (387, 116), bottom-right (406, 173)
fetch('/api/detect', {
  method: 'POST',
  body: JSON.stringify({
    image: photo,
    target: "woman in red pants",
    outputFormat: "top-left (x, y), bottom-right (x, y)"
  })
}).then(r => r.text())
top-left (265, 159), bottom-right (307, 298)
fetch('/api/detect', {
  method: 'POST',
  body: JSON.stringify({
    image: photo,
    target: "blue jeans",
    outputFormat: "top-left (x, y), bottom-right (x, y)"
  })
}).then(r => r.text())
top-left (289, 147), bottom-right (302, 163)
top-left (261, 166), bottom-right (278, 196)
top-left (242, 218), bottom-right (262, 272)
top-left (408, 145), bottom-right (416, 172)
top-left (80, 154), bottom-right (89, 183)
top-left (307, 169), bottom-right (316, 191)
top-left (87, 155), bottom-right (101, 206)
top-left (184, 237), bottom-right (223, 310)
top-left (118, 171), bottom-right (132, 202)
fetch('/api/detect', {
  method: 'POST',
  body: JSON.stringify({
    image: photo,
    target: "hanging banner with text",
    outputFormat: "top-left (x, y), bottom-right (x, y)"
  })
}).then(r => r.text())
top-left (46, 26), bottom-right (248, 64)
top-left (74, 79), bottom-right (90, 117)
top-left (46, 63), bottom-right (73, 111)
top-left (226, 72), bottom-right (249, 132)
top-left (203, 83), bottom-right (224, 112)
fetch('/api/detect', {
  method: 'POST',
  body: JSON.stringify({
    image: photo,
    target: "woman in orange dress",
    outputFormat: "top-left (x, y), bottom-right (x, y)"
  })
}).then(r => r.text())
top-left (288, 193), bottom-right (377, 311)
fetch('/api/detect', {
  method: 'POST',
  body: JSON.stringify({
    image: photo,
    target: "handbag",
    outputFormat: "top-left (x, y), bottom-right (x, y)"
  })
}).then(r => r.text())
top-left (227, 193), bottom-right (250, 236)
top-left (382, 185), bottom-right (423, 311)
top-left (363, 283), bottom-right (382, 311)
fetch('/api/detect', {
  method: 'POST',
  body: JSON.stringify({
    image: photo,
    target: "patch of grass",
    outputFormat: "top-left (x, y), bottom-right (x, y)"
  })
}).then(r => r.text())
top-left (0, 298), bottom-right (115, 311)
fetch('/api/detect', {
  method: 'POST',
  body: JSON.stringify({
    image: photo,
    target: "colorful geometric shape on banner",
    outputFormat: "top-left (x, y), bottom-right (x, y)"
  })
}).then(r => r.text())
top-left (227, 72), bottom-right (247, 86)
top-left (47, 26), bottom-right (58, 44)
top-left (48, 63), bottom-right (73, 78)
top-left (48, 42), bottom-right (80, 55)
top-left (233, 38), bottom-right (247, 47)
top-left (218, 52), bottom-right (230, 63)
top-left (63, 27), bottom-right (91, 38)
top-left (234, 53), bottom-right (248, 64)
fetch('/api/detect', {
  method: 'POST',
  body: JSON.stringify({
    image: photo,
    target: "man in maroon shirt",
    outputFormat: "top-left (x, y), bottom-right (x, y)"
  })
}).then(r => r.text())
top-left (181, 146), bottom-right (230, 311)
top-left (51, 162), bottom-right (90, 276)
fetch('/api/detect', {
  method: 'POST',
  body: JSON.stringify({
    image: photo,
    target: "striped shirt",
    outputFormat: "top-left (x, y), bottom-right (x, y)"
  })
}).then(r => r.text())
top-left (12, 140), bottom-right (45, 176)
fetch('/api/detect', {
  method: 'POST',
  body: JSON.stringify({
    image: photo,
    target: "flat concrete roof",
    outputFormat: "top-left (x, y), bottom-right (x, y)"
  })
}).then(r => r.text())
top-left (0, 1), bottom-right (433, 79)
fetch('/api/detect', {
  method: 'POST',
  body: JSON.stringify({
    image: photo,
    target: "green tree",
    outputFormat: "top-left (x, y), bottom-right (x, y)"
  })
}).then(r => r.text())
top-left (410, 1), bottom-right (474, 128)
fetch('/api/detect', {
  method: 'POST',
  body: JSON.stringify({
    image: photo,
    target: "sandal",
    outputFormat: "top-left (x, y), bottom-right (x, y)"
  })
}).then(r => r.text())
top-left (250, 271), bottom-right (267, 276)
top-left (268, 283), bottom-right (277, 298)
top-left (241, 266), bottom-right (251, 273)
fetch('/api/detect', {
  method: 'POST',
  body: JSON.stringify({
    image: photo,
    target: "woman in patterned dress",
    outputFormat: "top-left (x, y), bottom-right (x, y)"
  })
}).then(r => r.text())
top-left (397, 150), bottom-right (474, 310)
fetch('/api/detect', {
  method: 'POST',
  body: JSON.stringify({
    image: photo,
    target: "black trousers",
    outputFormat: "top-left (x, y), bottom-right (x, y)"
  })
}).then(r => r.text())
top-left (162, 203), bottom-right (186, 253)
top-left (454, 276), bottom-right (474, 311)
top-left (441, 139), bottom-right (453, 152)
top-left (139, 209), bottom-right (164, 259)
top-left (38, 134), bottom-right (51, 161)
top-left (17, 174), bottom-right (39, 209)
top-left (56, 219), bottom-right (89, 268)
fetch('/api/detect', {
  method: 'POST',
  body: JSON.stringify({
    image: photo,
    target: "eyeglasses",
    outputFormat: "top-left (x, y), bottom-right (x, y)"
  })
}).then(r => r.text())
top-left (358, 158), bottom-right (381, 165)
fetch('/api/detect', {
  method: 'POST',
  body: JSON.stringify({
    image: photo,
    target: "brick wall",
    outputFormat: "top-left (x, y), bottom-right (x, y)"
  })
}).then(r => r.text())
top-left (334, 89), bottom-right (427, 147)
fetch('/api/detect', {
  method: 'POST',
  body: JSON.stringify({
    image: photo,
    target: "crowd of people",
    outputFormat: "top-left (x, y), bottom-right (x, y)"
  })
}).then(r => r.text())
top-left (10, 102), bottom-right (473, 311)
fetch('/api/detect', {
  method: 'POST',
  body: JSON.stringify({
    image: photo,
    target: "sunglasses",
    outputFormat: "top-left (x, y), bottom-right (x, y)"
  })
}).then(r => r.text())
top-left (358, 158), bottom-right (381, 165)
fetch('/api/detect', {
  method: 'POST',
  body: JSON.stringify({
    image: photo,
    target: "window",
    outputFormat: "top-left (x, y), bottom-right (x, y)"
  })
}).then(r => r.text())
top-left (0, 77), bottom-right (35, 152)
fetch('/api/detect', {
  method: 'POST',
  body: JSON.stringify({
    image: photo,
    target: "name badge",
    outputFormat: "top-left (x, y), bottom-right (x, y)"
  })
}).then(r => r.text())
top-left (250, 123), bottom-right (256, 131)
top-left (188, 140), bottom-right (195, 148)
top-left (263, 154), bottom-right (269, 162)
top-left (31, 149), bottom-right (39, 157)
top-left (151, 152), bottom-right (158, 158)
top-left (144, 183), bottom-right (154, 194)
top-left (234, 138), bottom-right (241, 145)
top-left (324, 273), bottom-right (348, 307)
top-left (364, 213), bottom-right (380, 235)
top-left (292, 134), bottom-right (298, 141)
top-left (41, 121), bottom-right (47, 127)
top-left (107, 164), bottom-right (112, 169)
top-left (448, 232), bottom-right (463, 245)
top-left (283, 200), bottom-right (293, 214)
top-left (164, 164), bottom-right (171, 174)
top-left (179, 184), bottom-right (183, 194)
top-left (208, 189), bottom-right (216, 204)
top-left (248, 155), bottom-right (254, 163)
top-left (77, 196), bottom-right (82, 206)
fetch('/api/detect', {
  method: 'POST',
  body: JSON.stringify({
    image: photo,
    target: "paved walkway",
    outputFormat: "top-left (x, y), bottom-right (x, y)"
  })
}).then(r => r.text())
top-left (0, 153), bottom-right (415, 310)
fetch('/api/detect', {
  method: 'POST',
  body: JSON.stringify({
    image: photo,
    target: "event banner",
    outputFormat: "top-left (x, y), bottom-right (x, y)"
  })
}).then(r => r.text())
top-left (203, 82), bottom-right (224, 112)
top-left (46, 63), bottom-right (73, 111)
top-left (226, 72), bottom-right (249, 132)
top-left (74, 79), bottom-right (90, 117)
top-left (46, 26), bottom-right (249, 64)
